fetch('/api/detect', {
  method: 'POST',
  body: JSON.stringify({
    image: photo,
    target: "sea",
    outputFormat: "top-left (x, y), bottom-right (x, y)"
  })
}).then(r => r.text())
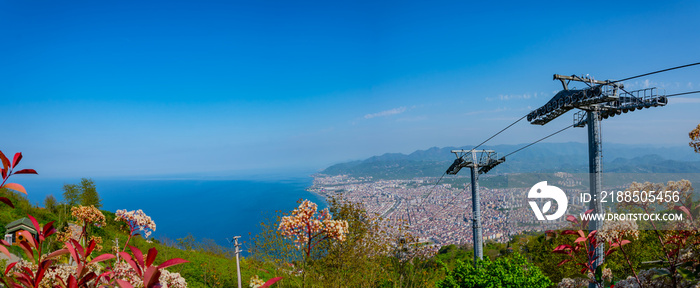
top-left (16, 176), bottom-right (327, 255)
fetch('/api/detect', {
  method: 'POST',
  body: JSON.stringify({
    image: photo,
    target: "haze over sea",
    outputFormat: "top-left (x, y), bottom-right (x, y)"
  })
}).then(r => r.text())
top-left (18, 175), bottom-right (327, 253)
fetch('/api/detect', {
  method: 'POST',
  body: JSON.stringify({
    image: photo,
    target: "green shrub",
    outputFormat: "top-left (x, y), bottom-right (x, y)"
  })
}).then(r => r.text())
top-left (436, 252), bottom-right (553, 288)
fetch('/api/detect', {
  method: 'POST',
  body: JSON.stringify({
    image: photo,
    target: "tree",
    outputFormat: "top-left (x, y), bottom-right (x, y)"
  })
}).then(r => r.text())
top-left (44, 194), bottom-right (57, 213)
top-left (62, 178), bottom-right (102, 208)
top-left (79, 178), bottom-right (101, 208)
top-left (690, 124), bottom-right (700, 153)
top-left (62, 183), bottom-right (80, 206)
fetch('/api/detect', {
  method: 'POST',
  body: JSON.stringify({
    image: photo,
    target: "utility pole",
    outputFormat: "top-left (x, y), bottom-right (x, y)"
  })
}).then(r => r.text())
top-left (528, 74), bottom-right (667, 287)
top-left (228, 236), bottom-right (243, 288)
top-left (446, 149), bottom-right (504, 265)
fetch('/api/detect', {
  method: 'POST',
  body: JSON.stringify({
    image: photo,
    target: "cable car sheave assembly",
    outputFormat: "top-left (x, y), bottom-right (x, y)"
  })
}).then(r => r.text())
top-left (528, 74), bottom-right (668, 126)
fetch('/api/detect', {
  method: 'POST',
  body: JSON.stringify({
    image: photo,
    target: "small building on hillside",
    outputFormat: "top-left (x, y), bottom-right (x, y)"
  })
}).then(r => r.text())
top-left (4, 217), bottom-right (38, 245)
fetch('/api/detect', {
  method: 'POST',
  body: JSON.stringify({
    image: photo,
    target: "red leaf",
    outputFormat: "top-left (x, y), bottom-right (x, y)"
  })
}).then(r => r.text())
top-left (562, 230), bottom-right (579, 235)
top-left (11, 153), bottom-right (22, 169)
top-left (566, 215), bottom-right (578, 224)
top-left (143, 266), bottom-right (159, 288)
top-left (4, 262), bottom-right (16, 276)
top-left (553, 244), bottom-right (572, 251)
top-left (156, 258), bottom-right (190, 270)
top-left (86, 239), bottom-right (97, 256)
top-left (146, 247), bottom-right (158, 267)
top-left (71, 239), bottom-right (85, 258)
top-left (18, 230), bottom-right (37, 249)
top-left (261, 277), bottom-right (283, 288)
top-left (68, 275), bottom-right (78, 288)
top-left (12, 169), bottom-right (37, 175)
top-left (2, 183), bottom-right (27, 195)
top-left (35, 260), bottom-right (52, 287)
top-left (587, 230), bottom-right (597, 239)
top-left (620, 240), bottom-right (631, 246)
top-left (0, 151), bottom-right (10, 171)
top-left (557, 259), bottom-right (571, 266)
top-left (77, 272), bottom-right (97, 287)
top-left (98, 271), bottom-right (114, 282)
top-left (19, 241), bottom-right (34, 262)
top-left (0, 168), bottom-right (5, 180)
top-left (27, 215), bottom-right (40, 236)
top-left (120, 252), bottom-right (142, 276)
top-left (574, 237), bottom-right (587, 243)
top-left (129, 245), bottom-right (144, 268)
top-left (89, 254), bottom-right (116, 265)
top-left (673, 205), bottom-right (693, 221)
top-left (0, 245), bottom-right (10, 259)
top-left (0, 197), bottom-right (14, 208)
top-left (66, 241), bottom-right (80, 264)
top-left (116, 279), bottom-right (135, 288)
top-left (47, 249), bottom-right (70, 259)
top-left (17, 273), bottom-right (34, 287)
top-left (43, 221), bottom-right (55, 238)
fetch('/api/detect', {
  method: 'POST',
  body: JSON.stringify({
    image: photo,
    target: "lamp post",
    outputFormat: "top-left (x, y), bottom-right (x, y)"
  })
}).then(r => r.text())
top-left (227, 236), bottom-right (243, 288)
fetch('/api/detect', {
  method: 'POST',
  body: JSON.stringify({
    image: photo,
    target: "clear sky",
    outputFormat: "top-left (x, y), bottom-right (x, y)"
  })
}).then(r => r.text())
top-left (2, 0), bottom-right (700, 178)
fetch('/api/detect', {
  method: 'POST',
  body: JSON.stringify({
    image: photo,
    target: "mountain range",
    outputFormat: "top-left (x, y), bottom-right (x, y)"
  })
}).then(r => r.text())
top-left (320, 142), bottom-right (700, 179)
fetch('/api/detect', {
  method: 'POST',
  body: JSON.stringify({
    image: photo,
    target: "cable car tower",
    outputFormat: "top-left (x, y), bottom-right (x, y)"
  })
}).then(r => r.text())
top-left (527, 74), bottom-right (668, 287)
top-left (445, 149), bottom-right (504, 265)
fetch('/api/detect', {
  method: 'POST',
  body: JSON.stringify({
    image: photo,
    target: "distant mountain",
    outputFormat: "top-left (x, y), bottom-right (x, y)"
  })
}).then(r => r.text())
top-left (320, 142), bottom-right (700, 179)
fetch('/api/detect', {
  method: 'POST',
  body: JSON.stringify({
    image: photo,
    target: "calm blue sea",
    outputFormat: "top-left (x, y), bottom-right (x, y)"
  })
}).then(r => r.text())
top-left (16, 177), bottom-right (327, 254)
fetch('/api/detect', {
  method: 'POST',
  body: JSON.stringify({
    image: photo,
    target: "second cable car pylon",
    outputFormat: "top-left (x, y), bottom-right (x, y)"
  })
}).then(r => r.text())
top-left (446, 149), bottom-right (504, 265)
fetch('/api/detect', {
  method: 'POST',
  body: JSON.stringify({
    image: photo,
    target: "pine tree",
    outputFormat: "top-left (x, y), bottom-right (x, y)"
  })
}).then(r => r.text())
top-left (80, 178), bottom-right (102, 208)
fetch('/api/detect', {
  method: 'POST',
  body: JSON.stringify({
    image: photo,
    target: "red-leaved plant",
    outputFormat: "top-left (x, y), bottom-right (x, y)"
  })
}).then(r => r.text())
top-left (0, 151), bottom-right (190, 288)
top-left (0, 150), bottom-right (38, 208)
top-left (551, 209), bottom-right (620, 288)
top-left (115, 245), bottom-right (188, 288)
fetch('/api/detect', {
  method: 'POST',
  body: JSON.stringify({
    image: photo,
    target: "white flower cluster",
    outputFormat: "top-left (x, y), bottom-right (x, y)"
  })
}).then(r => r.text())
top-left (249, 274), bottom-right (265, 288)
top-left (110, 261), bottom-right (187, 288)
top-left (557, 277), bottom-right (588, 288)
top-left (112, 260), bottom-right (143, 287)
top-left (10, 260), bottom-right (102, 288)
top-left (115, 209), bottom-right (157, 239)
top-left (160, 269), bottom-right (187, 288)
top-left (596, 219), bottom-right (639, 243)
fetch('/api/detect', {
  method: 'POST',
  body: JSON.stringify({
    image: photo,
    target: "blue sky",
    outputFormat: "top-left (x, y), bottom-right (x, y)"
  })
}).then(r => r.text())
top-left (2, 1), bottom-right (700, 178)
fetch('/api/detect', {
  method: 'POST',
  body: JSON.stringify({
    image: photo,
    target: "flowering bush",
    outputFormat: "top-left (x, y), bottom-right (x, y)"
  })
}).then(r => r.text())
top-left (276, 200), bottom-right (348, 287)
top-left (71, 205), bottom-right (107, 228)
top-left (278, 200), bottom-right (349, 257)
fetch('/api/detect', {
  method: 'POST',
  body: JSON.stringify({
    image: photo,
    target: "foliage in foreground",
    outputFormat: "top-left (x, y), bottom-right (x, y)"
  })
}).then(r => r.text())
top-left (436, 252), bottom-right (552, 288)
top-left (0, 150), bottom-right (189, 288)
